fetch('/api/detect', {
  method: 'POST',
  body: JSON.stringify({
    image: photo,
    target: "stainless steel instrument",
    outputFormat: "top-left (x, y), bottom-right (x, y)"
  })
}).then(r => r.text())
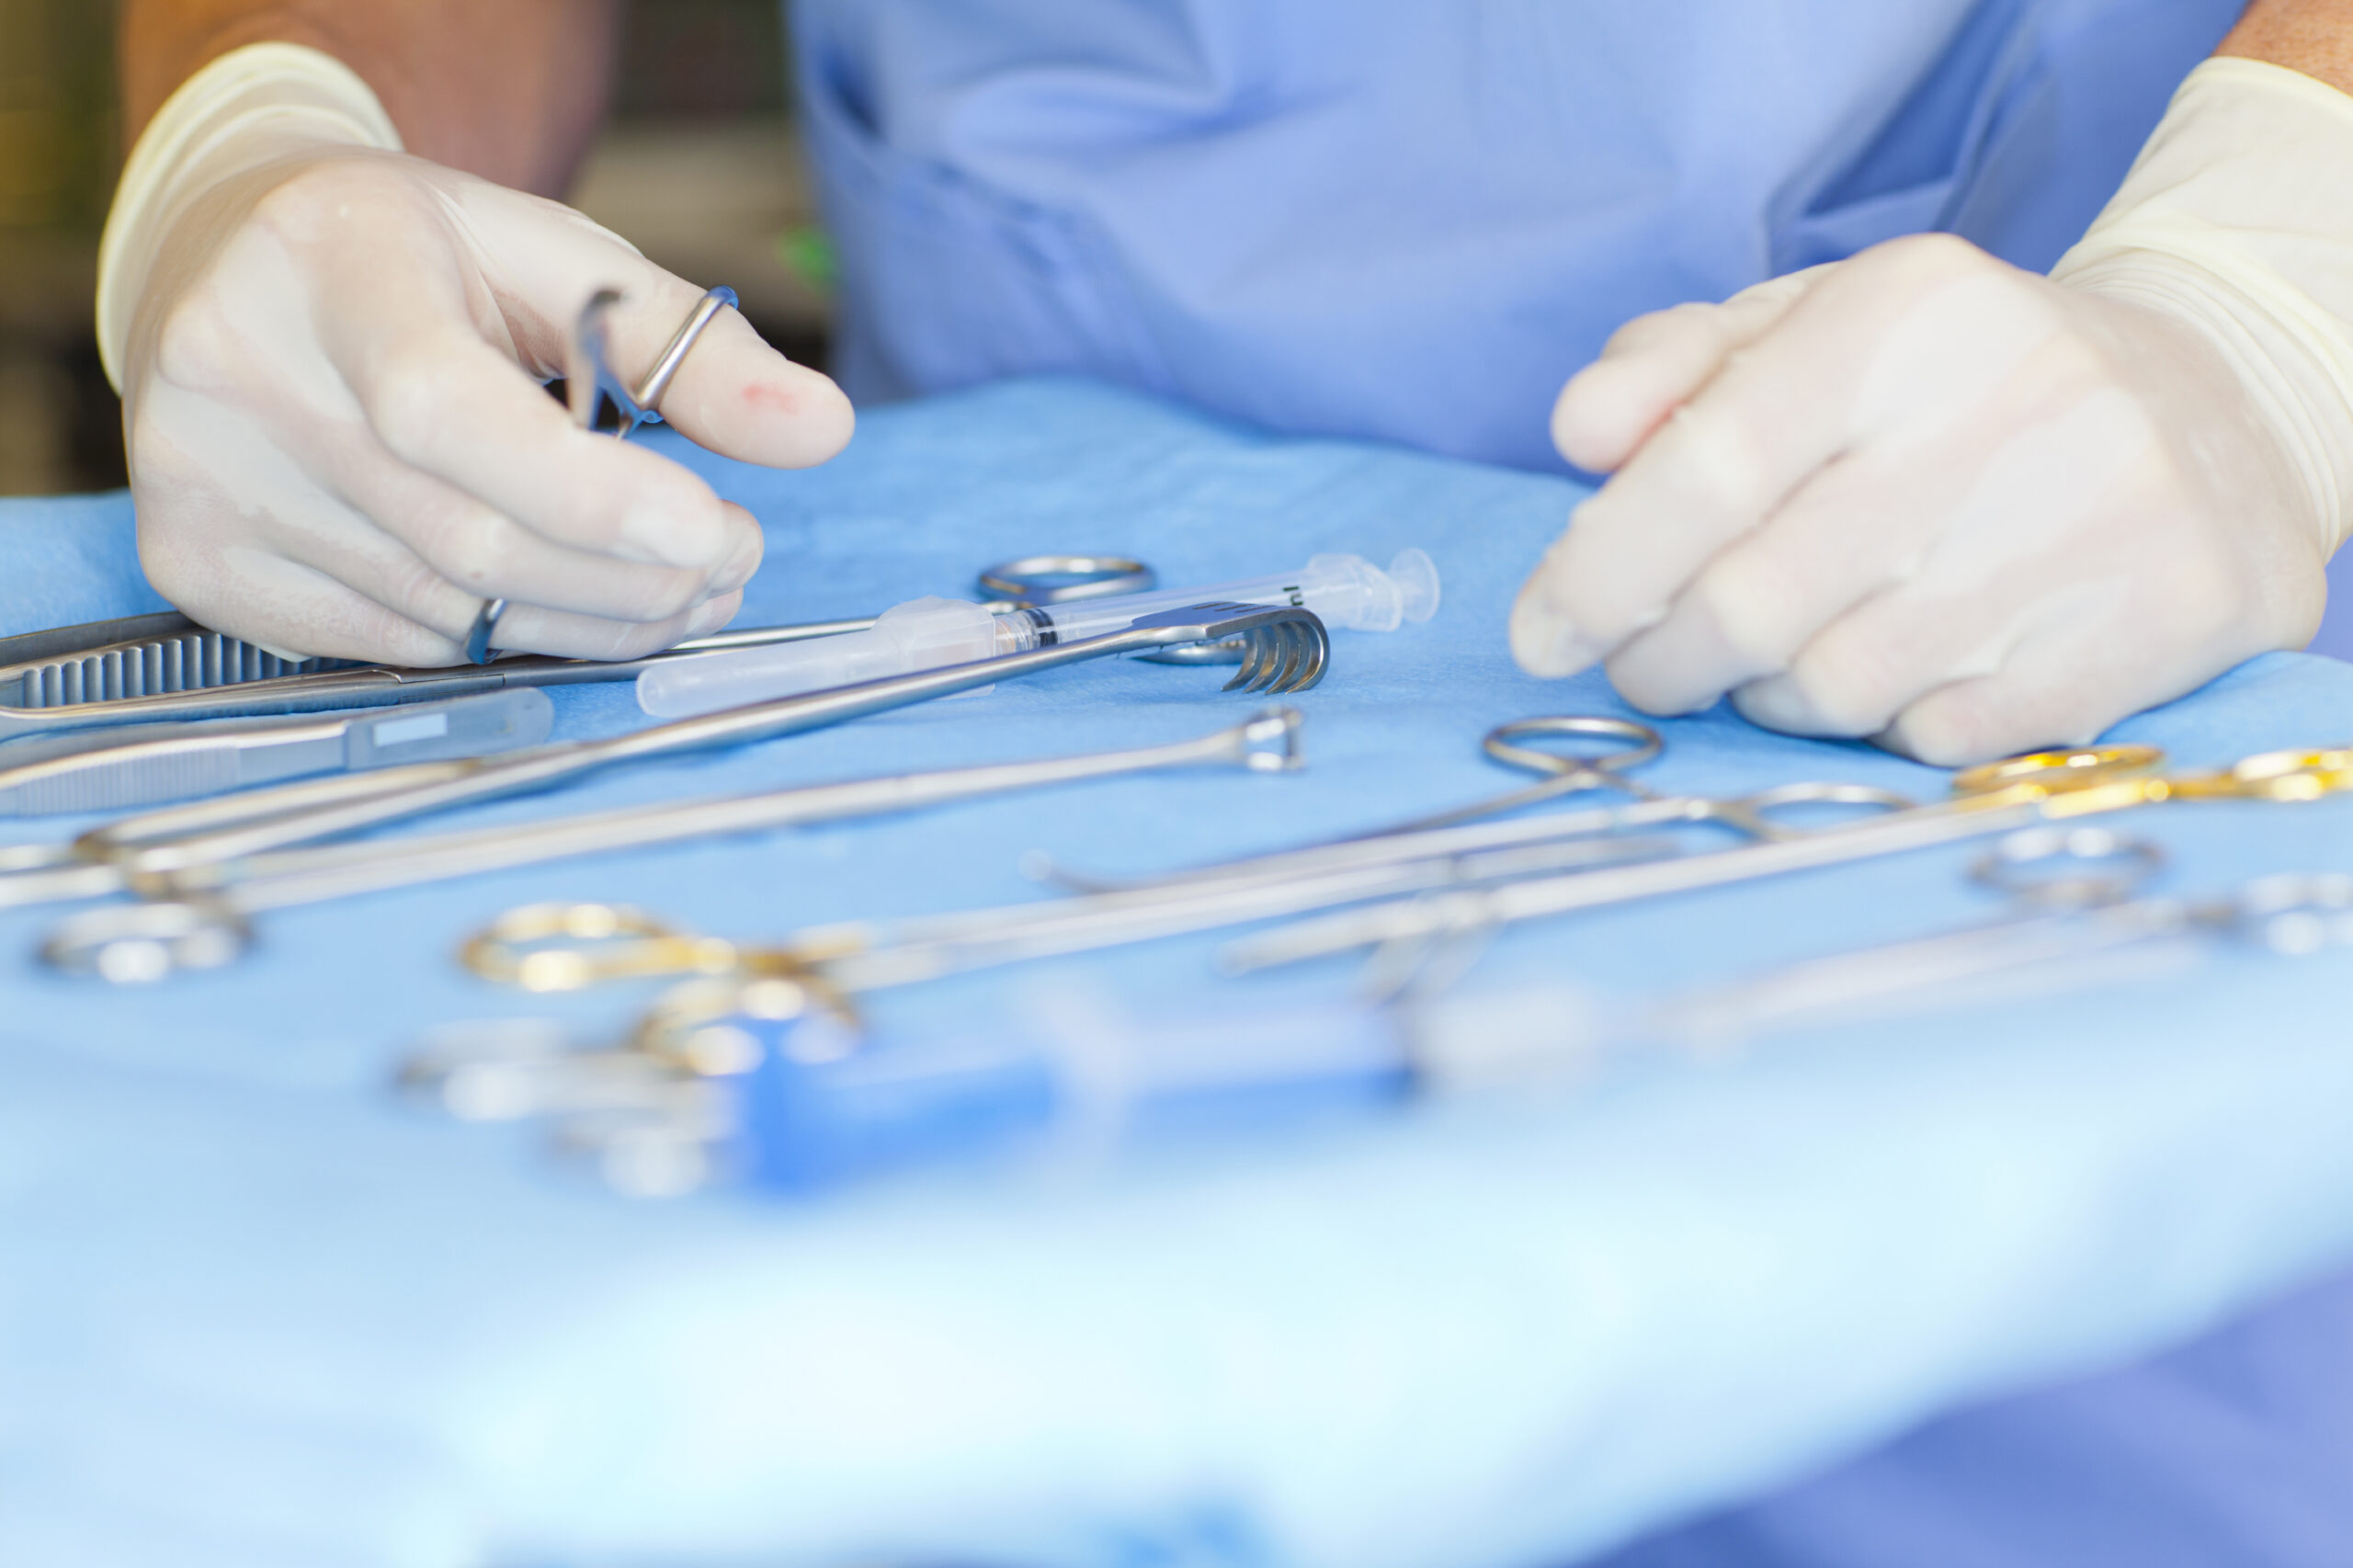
top-left (0, 687), bottom-right (553, 814)
top-left (35, 708), bottom-right (1313, 982)
top-left (0, 551), bottom-right (1154, 744)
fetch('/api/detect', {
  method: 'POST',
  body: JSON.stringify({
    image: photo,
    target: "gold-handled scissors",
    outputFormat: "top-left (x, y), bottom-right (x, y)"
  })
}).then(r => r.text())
top-left (1217, 736), bottom-right (2353, 973)
top-left (458, 725), bottom-right (2353, 1007)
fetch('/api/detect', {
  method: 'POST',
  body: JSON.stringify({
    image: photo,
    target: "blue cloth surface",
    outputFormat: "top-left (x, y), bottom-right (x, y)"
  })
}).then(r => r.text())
top-left (792, 0), bottom-right (2244, 469)
top-left (9, 377), bottom-right (2353, 1566)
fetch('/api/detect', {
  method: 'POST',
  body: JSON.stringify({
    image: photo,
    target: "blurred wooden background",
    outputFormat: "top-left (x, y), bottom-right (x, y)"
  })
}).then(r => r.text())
top-left (0, 0), bottom-right (834, 494)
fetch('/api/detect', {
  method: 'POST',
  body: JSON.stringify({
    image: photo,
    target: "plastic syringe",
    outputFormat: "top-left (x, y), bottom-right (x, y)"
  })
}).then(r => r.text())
top-left (636, 550), bottom-right (1439, 718)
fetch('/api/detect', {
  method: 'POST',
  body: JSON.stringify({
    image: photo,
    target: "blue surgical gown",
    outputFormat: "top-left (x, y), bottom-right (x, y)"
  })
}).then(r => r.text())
top-left (790, 0), bottom-right (2247, 471)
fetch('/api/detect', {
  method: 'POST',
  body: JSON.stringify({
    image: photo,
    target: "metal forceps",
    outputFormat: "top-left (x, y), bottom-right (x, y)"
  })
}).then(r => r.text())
top-left (1039, 715), bottom-right (1915, 896)
top-left (1371, 715), bottom-right (1913, 841)
top-left (34, 709), bottom-right (1310, 983)
top-left (1370, 716), bottom-right (1671, 835)
top-left (74, 599), bottom-right (1321, 873)
top-left (446, 828), bottom-right (1679, 1009)
top-left (0, 552), bottom-right (1164, 747)
top-left (1597, 825), bottom-right (2353, 1057)
top-left (465, 285), bottom-right (741, 664)
top-left (404, 824), bottom-right (2353, 1197)
top-left (1221, 739), bottom-right (2353, 974)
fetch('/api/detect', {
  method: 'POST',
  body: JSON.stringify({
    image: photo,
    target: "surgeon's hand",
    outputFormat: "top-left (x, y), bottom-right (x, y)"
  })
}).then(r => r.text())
top-left (1508, 230), bottom-right (2333, 765)
top-left (119, 144), bottom-right (852, 665)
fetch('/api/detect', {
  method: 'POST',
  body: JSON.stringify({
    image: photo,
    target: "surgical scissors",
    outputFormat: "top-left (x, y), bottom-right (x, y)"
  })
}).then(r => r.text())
top-left (1220, 738), bottom-right (2353, 973)
top-left (402, 824), bottom-right (2353, 1198)
top-left (457, 287), bottom-right (1154, 663)
top-left (1034, 715), bottom-right (1915, 895)
top-left (445, 829), bottom-right (1673, 1002)
top-left (467, 285), bottom-right (740, 662)
top-left (426, 729), bottom-right (1716, 999)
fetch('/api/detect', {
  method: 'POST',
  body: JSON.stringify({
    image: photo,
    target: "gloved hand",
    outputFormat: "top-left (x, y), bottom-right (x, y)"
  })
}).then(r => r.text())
top-left (100, 44), bottom-right (853, 665)
top-left (1509, 58), bottom-right (2353, 766)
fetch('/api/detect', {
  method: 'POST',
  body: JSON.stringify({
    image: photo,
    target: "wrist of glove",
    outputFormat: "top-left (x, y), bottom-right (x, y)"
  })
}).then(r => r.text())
top-left (101, 43), bottom-right (852, 665)
top-left (1510, 56), bottom-right (2352, 765)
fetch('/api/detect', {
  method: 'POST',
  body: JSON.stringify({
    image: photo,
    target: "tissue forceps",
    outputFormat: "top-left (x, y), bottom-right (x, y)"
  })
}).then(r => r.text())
top-left (1219, 739), bottom-right (2353, 973)
top-left (34, 709), bottom-right (1312, 983)
top-left (0, 554), bottom-right (1159, 748)
top-left (23, 605), bottom-right (1330, 974)
top-left (60, 600), bottom-right (1324, 881)
top-left (1037, 716), bottom-right (1916, 897)
top-left (1625, 826), bottom-right (2182, 1051)
top-left (1532, 827), bottom-right (2353, 1066)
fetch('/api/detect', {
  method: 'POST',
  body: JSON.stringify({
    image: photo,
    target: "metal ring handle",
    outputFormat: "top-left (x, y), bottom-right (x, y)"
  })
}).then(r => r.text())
top-left (460, 901), bottom-right (742, 992)
top-left (573, 284), bottom-right (739, 438)
top-left (633, 286), bottom-right (740, 415)
top-left (1709, 779), bottom-right (1916, 841)
top-left (40, 897), bottom-right (252, 983)
top-left (2233, 871), bottom-right (2353, 955)
top-left (975, 554), bottom-right (1155, 607)
top-left (1736, 779), bottom-right (1916, 813)
top-left (1950, 744), bottom-right (2165, 799)
top-left (631, 970), bottom-right (867, 1073)
top-left (479, 286), bottom-right (740, 665)
top-left (1481, 716), bottom-right (1664, 782)
top-left (1968, 825), bottom-right (2163, 911)
top-left (2213, 746), bottom-right (2353, 804)
top-left (463, 597), bottom-right (507, 666)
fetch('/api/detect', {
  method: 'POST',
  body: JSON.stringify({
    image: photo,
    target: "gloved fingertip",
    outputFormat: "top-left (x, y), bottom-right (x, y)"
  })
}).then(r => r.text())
top-left (1508, 585), bottom-right (1598, 677)
top-left (1552, 358), bottom-right (1667, 472)
top-left (1730, 679), bottom-right (1812, 733)
top-left (674, 355), bottom-right (855, 471)
top-left (709, 510), bottom-right (765, 596)
top-left (686, 591), bottom-right (742, 640)
top-left (771, 370), bottom-right (856, 465)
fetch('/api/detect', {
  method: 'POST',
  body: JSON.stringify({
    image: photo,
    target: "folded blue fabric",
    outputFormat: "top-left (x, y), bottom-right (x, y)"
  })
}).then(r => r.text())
top-left (6, 377), bottom-right (2353, 1568)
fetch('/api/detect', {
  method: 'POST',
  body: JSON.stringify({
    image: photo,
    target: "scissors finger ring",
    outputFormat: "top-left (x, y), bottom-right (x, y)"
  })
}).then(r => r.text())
top-left (466, 286), bottom-right (744, 667)
top-left (40, 897), bottom-right (252, 983)
top-left (463, 597), bottom-right (508, 666)
top-left (975, 555), bottom-right (1156, 608)
top-left (1482, 716), bottom-right (1663, 783)
top-left (1969, 824), bottom-right (2164, 912)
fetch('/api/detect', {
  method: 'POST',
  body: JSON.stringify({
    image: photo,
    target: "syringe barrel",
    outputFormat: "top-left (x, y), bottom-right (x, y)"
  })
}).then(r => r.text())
top-left (1028, 549), bottom-right (1439, 640)
top-left (637, 597), bottom-right (1009, 717)
top-left (737, 1001), bottom-right (1411, 1192)
top-left (634, 551), bottom-right (1439, 717)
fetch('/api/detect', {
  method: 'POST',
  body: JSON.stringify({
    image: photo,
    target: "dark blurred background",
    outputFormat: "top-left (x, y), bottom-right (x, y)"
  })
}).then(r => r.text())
top-left (0, 0), bottom-right (833, 495)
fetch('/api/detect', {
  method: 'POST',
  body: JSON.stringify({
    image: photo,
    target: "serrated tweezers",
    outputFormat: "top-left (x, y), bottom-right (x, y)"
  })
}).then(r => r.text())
top-left (0, 608), bottom-right (873, 744)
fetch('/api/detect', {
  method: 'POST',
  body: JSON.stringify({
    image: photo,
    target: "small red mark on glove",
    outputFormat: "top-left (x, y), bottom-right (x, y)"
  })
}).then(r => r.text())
top-left (742, 382), bottom-right (804, 415)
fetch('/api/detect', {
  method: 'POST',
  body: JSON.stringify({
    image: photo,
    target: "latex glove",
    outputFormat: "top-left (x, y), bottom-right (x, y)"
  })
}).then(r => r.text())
top-left (1509, 59), bottom-right (2353, 766)
top-left (99, 44), bottom-right (853, 665)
